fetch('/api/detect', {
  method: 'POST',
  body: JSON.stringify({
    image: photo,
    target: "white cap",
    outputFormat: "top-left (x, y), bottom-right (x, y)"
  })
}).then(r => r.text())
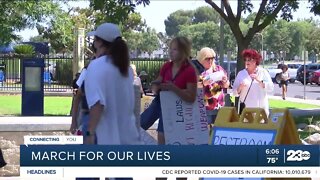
top-left (86, 23), bottom-right (121, 42)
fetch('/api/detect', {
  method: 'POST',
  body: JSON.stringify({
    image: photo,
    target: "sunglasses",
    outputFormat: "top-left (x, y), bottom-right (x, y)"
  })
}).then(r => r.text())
top-left (205, 57), bottom-right (215, 61)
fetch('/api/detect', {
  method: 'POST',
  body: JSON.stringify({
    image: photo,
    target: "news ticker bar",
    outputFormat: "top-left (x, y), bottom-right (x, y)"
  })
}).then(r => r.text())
top-left (20, 167), bottom-right (320, 178)
top-left (20, 145), bottom-right (320, 166)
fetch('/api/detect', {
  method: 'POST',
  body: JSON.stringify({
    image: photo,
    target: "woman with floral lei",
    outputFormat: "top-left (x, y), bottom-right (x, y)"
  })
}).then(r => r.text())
top-left (197, 47), bottom-right (229, 125)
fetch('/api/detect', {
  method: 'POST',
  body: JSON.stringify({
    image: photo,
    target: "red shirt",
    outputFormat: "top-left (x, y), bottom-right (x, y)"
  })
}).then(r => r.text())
top-left (160, 61), bottom-right (197, 89)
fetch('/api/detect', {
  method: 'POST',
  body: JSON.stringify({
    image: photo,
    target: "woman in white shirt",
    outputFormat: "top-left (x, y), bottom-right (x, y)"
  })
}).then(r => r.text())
top-left (233, 49), bottom-right (274, 117)
top-left (84, 23), bottom-right (141, 145)
top-left (280, 64), bottom-right (290, 100)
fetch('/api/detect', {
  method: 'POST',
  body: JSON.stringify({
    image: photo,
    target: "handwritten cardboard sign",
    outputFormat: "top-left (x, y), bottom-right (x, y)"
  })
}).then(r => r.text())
top-left (160, 89), bottom-right (208, 145)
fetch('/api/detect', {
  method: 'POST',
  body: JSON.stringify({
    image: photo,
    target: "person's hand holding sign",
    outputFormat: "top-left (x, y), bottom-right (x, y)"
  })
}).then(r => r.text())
top-left (160, 81), bottom-right (177, 91)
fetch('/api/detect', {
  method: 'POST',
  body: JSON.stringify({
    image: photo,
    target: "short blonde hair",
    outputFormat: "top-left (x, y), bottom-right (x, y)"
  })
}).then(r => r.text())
top-left (197, 47), bottom-right (216, 64)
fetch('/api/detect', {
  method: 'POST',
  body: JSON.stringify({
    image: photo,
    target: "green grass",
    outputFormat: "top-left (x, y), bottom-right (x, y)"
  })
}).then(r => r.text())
top-left (1, 95), bottom-right (319, 116)
top-left (0, 95), bottom-right (72, 116)
top-left (230, 97), bottom-right (320, 109)
top-left (269, 99), bottom-right (320, 109)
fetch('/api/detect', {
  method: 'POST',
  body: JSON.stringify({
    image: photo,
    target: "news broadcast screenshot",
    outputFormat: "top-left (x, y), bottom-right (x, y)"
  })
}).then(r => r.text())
top-left (1, 0), bottom-right (320, 180)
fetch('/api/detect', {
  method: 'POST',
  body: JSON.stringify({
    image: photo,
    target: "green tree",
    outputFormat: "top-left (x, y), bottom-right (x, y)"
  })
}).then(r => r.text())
top-left (121, 12), bottom-right (148, 57)
top-left (287, 20), bottom-right (314, 58)
top-left (37, 9), bottom-right (74, 54)
top-left (264, 20), bottom-right (292, 59)
top-left (122, 12), bottom-right (146, 31)
top-left (164, 10), bottom-right (194, 37)
top-left (157, 32), bottom-right (171, 57)
top-left (0, 0), bottom-right (60, 45)
top-left (193, 6), bottom-right (220, 24)
top-left (164, 7), bottom-right (220, 37)
top-left (309, 0), bottom-right (320, 15)
top-left (204, 0), bottom-right (305, 70)
top-left (89, 0), bottom-right (150, 25)
top-left (164, 7), bottom-right (236, 56)
top-left (178, 22), bottom-right (219, 56)
top-left (306, 26), bottom-right (320, 54)
top-left (139, 28), bottom-right (160, 57)
top-left (124, 30), bottom-right (143, 56)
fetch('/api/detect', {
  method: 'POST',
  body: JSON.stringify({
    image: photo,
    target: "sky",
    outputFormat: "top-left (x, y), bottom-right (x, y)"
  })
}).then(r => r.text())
top-left (17, 0), bottom-right (319, 41)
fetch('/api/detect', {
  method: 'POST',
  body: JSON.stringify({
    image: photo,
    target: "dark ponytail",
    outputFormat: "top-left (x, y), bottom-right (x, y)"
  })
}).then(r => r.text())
top-left (111, 37), bottom-right (129, 77)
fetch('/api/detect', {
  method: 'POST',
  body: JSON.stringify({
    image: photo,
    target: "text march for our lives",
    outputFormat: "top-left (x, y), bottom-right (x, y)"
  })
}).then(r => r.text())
top-left (20, 145), bottom-right (320, 178)
top-left (20, 145), bottom-right (320, 166)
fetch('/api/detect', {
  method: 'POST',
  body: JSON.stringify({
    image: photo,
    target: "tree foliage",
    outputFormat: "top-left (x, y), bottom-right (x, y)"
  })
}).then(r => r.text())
top-left (164, 7), bottom-right (220, 37)
top-left (178, 22), bottom-right (219, 56)
top-left (204, 0), bottom-right (312, 69)
top-left (37, 9), bottom-right (74, 54)
top-left (165, 10), bottom-right (194, 37)
top-left (34, 0), bottom-right (149, 54)
top-left (89, 0), bottom-right (149, 25)
top-left (139, 28), bottom-right (160, 56)
top-left (265, 20), bottom-right (292, 56)
top-left (305, 24), bottom-right (320, 54)
top-left (0, 0), bottom-right (60, 45)
top-left (193, 6), bottom-right (220, 24)
top-left (164, 7), bottom-right (224, 55)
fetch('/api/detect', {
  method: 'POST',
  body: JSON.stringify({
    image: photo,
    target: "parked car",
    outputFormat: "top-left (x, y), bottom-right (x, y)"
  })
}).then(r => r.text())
top-left (287, 63), bottom-right (301, 69)
top-left (310, 69), bottom-right (320, 85)
top-left (296, 63), bottom-right (320, 84)
top-left (267, 64), bottom-right (299, 83)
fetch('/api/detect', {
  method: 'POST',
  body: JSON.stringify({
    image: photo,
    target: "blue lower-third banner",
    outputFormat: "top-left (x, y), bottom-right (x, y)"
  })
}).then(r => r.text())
top-left (20, 145), bottom-right (320, 167)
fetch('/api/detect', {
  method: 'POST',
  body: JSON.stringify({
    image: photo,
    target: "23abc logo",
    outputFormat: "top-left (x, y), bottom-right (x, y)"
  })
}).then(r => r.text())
top-left (286, 150), bottom-right (311, 161)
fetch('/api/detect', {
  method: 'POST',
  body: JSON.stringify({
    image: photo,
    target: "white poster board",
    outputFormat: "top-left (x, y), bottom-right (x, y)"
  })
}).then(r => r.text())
top-left (139, 128), bottom-right (157, 145)
top-left (160, 89), bottom-right (208, 145)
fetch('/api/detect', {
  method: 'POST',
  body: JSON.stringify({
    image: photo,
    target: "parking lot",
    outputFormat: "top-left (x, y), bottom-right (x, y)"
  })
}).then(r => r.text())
top-left (272, 81), bottom-right (320, 100)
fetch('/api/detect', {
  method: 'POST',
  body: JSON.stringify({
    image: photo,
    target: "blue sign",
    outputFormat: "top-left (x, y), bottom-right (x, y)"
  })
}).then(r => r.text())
top-left (22, 58), bottom-right (44, 116)
top-left (20, 145), bottom-right (320, 167)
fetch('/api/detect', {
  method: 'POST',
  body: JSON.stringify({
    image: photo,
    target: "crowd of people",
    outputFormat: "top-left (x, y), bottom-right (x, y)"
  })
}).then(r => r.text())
top-left (68, 21), bottom-right (277, 149)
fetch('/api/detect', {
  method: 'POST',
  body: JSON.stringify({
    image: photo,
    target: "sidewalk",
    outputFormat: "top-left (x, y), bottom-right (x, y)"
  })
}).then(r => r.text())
top-left (226, 89), bottom-right (320, 106)
top-left (269, 95), bottom-right (320, 106)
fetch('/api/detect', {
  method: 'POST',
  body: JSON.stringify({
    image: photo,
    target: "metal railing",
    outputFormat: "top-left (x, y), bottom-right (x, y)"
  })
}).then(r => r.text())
top-left (0, 56), bottom-right (73, 92)
top-left (0, 56), bottom-right (166, 93)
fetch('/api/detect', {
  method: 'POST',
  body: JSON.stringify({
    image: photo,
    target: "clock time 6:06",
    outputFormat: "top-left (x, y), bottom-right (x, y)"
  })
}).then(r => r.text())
top-left (265, 149), bottom-right (280, 154)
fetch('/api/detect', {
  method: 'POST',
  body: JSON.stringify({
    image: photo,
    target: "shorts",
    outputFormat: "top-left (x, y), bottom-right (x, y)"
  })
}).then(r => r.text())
top-left (280, 80), bottom-right (288, 86)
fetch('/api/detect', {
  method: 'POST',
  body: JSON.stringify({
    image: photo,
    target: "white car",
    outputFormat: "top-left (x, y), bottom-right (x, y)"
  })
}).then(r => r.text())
top-left (267, 64), bottom-right (300, 83)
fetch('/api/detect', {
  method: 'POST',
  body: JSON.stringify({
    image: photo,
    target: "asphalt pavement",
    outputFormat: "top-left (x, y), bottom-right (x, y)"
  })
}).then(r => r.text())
top-left (271, 82), bottom-right (319, 106)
